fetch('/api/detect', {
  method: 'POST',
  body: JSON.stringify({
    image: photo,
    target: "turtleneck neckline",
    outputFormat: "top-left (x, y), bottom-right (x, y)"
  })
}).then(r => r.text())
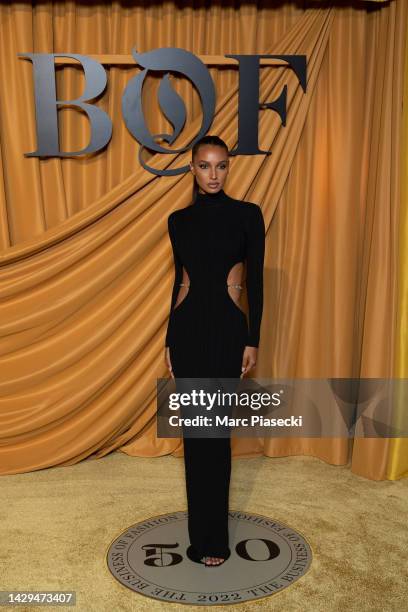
top-left (194, 187), bottom-right (228, 206)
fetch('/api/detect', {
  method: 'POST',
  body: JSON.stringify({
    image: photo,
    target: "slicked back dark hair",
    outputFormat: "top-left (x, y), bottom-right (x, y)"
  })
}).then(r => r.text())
top-left (190, 135), bottom-right (229, 204)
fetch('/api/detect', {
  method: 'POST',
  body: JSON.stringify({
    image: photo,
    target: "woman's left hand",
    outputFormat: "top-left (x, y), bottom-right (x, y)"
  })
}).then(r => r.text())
top-left (241, 346), bottom-right (258, 378)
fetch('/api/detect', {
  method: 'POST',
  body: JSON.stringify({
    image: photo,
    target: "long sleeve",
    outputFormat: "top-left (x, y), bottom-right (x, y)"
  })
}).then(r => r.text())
top-left (165, 213), bottom-right (183, 348)
top-left (245, 204), bottom-right (265, 347)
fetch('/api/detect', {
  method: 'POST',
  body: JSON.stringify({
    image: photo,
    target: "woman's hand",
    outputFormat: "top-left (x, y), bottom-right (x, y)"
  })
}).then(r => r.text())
top-left (165, 347), bottom-right (174, 379)
top-left (241, 346), bottom-right (258, 378)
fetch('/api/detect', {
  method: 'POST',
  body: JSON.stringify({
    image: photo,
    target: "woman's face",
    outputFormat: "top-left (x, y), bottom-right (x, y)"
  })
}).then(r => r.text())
top-left (189, 145), bottom-right (230, 194)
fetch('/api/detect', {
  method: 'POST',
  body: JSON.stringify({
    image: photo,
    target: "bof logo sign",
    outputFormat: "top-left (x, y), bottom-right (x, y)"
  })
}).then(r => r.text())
top-left (19, 47), bottom-right (307, 176)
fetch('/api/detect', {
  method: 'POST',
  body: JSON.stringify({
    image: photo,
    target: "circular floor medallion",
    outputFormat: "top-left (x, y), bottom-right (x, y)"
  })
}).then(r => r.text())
top-left (106, 510), bottom-right (313, 606)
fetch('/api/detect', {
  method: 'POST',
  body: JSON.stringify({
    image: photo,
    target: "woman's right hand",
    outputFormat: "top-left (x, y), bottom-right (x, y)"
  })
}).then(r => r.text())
top-left (165, 347), bottom-right (174, 379)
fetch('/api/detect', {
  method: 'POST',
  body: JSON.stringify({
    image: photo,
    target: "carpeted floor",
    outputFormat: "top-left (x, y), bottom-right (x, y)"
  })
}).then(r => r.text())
top-left (1, 451), bottom-right (406, 611)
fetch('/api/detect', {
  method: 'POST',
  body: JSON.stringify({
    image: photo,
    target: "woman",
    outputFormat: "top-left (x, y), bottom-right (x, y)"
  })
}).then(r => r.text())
top-left (164, 135), bottom-right (265, 567)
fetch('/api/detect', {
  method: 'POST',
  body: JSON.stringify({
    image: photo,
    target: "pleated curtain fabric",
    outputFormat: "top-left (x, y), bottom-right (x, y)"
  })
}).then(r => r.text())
top-left (0, 1), bottom-right (407, 479)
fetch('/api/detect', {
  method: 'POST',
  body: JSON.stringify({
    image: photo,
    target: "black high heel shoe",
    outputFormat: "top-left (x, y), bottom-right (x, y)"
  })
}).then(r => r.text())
top-left (186, 544), bottom-right (231, 566)
top-left (204, 547), bottom-right (230, 566)
top-left (186, 544), bottom-right (206, 564)
top-left (204, 556), bottom-right (227, 567)
top-left (186, 544), bottom-right (231, 567)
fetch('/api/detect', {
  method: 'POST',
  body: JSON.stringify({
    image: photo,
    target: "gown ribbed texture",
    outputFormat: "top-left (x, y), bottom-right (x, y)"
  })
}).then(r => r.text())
top-left (165, 187), bottom-right (265, 560)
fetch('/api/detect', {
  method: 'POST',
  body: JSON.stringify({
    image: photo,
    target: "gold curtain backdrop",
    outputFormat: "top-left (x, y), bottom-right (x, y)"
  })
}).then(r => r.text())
top-left (0, 1), bottom-right (407, 479)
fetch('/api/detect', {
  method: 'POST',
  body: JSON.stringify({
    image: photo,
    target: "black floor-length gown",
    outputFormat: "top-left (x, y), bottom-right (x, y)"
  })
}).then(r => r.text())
top-left (165, 187), bottom-right (265, 561)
